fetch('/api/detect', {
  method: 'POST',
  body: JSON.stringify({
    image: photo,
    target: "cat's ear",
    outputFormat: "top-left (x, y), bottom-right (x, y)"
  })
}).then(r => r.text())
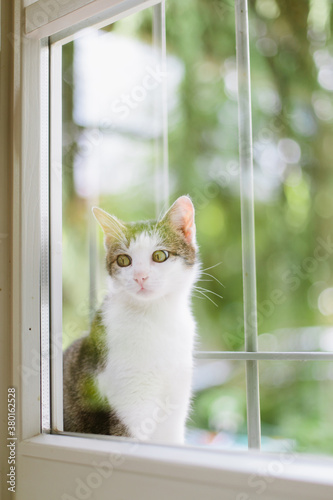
top-left (163, 196), bottom-right (196, 245)
top-left (92, 207), bottom-right (126, 248)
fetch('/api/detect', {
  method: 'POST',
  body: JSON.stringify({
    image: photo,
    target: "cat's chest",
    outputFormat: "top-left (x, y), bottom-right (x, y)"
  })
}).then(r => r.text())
top-left (98, 304), bottom-right (195, 399)
top-left (106, 310), bottom-right (194, 366)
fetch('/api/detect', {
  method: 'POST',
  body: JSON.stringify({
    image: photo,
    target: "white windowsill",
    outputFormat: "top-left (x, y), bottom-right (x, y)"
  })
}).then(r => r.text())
top-left (18, 433), bottom-right (333, 494)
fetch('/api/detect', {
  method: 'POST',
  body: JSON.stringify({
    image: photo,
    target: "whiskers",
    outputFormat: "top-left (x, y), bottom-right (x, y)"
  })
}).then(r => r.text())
top-left (193, 286), bottom-right (223, 307)
top-left (200, 262), bottom-right (225, 288)
top-left (193, 262), bottom-right (224, 307)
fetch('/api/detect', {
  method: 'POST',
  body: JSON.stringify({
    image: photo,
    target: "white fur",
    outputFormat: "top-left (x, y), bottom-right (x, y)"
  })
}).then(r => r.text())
top-left (97, 231), bottom-right (200, 444)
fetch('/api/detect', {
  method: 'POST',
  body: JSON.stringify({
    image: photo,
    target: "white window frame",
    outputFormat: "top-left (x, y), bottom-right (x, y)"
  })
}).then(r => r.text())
top-left (6, 0), bottom-right (333, 499)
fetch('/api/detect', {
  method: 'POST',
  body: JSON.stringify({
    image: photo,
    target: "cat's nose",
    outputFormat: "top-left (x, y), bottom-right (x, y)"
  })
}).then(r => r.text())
top-left (134, 274), bottom-right (148, 288)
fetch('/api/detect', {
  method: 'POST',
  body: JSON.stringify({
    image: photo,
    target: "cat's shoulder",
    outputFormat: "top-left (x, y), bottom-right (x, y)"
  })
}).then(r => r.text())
top-left (64, 309), bottom-right (108, 372)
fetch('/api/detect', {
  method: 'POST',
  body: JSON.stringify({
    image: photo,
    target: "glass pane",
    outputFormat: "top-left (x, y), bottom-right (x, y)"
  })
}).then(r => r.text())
top-left (165, 0), bottom-right (244, 351)
top-left (249, 1), bottom-right (333, 349)
top-left (62, 0), bottom-right (245, 398)
top-left (59, 0), bottom-right (333, 455)
top-left (260, 361), bottom-right (333, 455)
top-left (62, 0), bottom-right (252, 375)
top-left (62, 5), bottom-right (241, 445)
top-left (188, 361), bottom-right (247, 449)
top-left (62, 8), bottom-right (160, 349)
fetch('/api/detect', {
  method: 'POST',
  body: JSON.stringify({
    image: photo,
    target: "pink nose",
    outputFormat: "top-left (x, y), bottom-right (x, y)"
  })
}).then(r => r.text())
top-left (134, 275), bottom-right (148, 288)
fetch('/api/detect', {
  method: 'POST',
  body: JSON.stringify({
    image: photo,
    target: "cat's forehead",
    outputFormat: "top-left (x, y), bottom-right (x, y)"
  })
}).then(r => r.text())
top-left (127, 230), bottom-right (161, 252)
top-left (122, 219), bottom-right (196, 265)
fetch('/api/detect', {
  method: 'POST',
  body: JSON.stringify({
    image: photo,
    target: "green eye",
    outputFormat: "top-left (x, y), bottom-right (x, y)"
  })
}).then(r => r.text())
top-left (152, 250), bottom-right (169, 263)
top-left (117, 254), bottom-right (131, 267)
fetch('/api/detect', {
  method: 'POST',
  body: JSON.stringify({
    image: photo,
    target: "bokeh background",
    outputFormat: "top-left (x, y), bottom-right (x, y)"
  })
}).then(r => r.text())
top-left (61, 0), bottom-right (333, 454)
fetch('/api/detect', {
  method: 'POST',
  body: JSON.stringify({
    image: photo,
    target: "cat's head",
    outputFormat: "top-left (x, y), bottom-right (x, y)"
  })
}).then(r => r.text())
top-left (92, 196), bottom-right (200, 302)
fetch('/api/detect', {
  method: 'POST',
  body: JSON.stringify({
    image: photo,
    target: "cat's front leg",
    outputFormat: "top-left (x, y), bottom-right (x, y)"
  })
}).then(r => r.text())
top-left (116, 396), bottom-right (186, 444)
top-left (147, 404), bottom-right (187, 445)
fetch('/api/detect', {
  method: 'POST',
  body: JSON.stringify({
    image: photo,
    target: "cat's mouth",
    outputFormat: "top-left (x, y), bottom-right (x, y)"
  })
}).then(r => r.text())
top-left (137, 287), bottom-right (151, 295)
top-left (135, 285), bottom-right (157, 299)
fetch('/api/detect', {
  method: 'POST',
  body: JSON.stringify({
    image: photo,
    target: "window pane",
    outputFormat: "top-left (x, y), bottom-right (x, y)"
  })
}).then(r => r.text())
top-left (62, 7), bottom-right (160, 349)
top-left (165, 0), bottom-right (244, 351)
top-left (189, 361), bottom-right (247, 449)
top-left (62, 2), bottom-right (245, 365)
top-left (249, 2), bottom-right (333, 347)
top-left (59, 0), bottom-right (333, 456)
top-left (161, 1), bottom-right (333, 351)
top-left (260, 361), bottom-right (333, 455)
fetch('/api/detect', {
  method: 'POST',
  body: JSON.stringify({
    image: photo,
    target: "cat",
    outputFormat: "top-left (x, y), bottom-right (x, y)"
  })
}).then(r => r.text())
top-left (63, 195), bottom-right (200, 444)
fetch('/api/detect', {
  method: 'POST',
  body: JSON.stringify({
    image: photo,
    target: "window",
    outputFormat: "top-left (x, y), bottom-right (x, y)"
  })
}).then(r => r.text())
top-left (11, 0), bottom-right (333, 499)
top-left (54, 0), bottom-right (333, 454)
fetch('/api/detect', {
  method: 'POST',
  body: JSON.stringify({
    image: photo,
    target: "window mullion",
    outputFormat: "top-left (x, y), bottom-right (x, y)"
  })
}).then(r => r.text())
top-left (195, 351), bottom-right (333, 360)
top-left (235, 0), bottom-right (261, 450)
top-left (153, 1), bottom-right (169, 217)
top-left (50, 42), bottom-right (64, 433)
top-left (40, 37), bottom-right (51, 433)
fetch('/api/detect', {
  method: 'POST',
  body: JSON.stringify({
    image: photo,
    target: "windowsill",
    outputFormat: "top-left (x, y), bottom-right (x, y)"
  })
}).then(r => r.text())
top-left (18, 433), bottom-right (333, 493)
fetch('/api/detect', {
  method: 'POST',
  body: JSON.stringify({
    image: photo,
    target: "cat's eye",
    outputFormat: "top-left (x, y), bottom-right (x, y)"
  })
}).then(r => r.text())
top-left (152, 250), bottom-right (169, 263)
top-left (117, 254), bottom-right (132, 267)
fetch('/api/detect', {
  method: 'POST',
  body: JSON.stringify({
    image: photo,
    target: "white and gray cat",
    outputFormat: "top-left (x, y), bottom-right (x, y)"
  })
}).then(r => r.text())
top-left (63, 195), bottom-right (200, 444)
